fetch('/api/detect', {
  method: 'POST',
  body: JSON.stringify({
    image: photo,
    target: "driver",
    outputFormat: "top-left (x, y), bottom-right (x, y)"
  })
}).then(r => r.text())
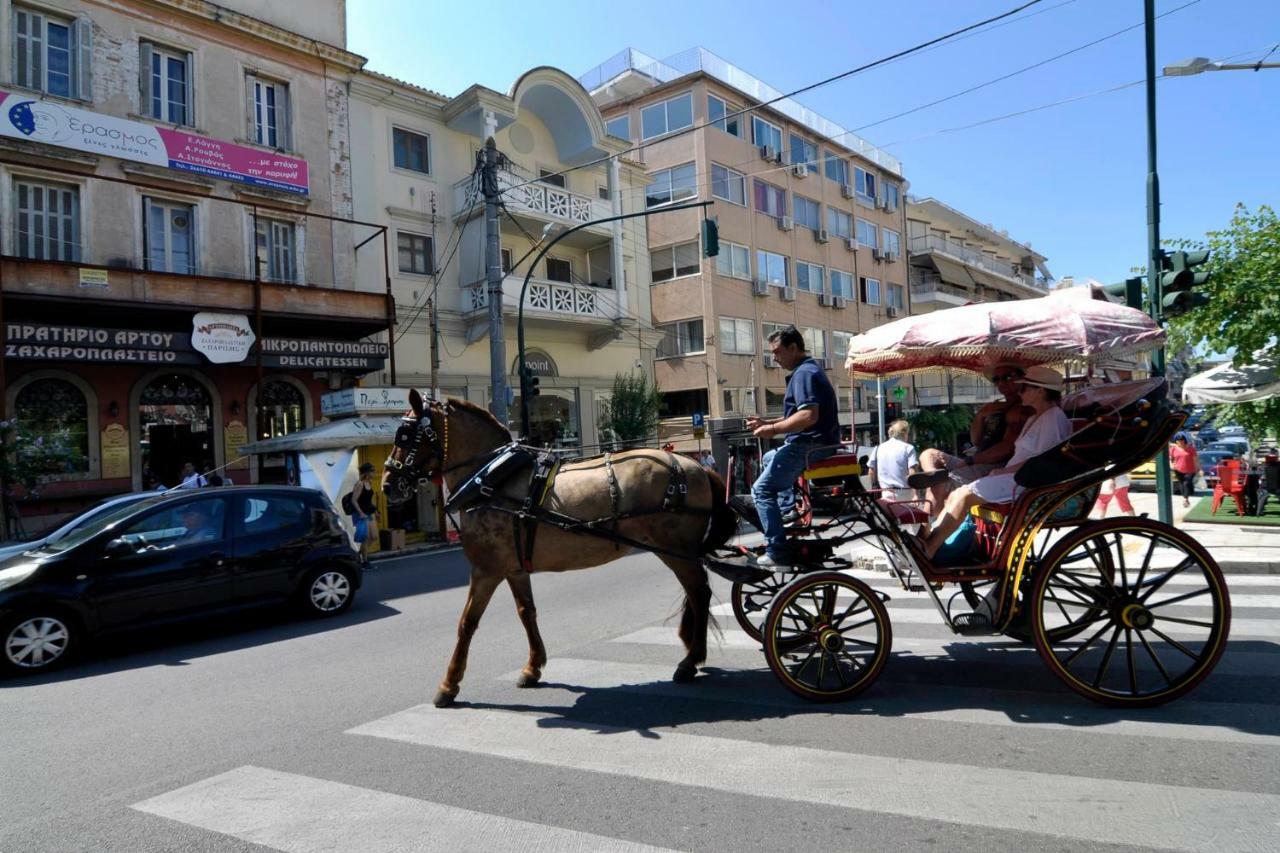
top-left (177, 504), bottom-right (221, 544)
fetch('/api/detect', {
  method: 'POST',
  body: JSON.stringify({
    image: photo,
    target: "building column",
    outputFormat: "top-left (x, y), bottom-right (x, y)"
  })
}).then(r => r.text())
top-left (608, 158), bottom-right (627, 318)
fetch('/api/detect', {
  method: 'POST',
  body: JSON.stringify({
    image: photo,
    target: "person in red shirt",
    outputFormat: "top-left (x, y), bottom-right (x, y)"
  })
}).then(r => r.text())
top-left (1168, 433), bottom-right (1200, 507)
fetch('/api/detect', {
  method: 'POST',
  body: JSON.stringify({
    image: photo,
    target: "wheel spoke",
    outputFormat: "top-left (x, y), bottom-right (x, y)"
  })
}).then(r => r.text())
top-left (838, 649), bottom-right (865, 672)
top-left (838, 617), bottom-right (878, 634)
top-left (830, 652), bottom-right (850, 686)
top-left (833, 598), bottom-right (870, 624)
top-left (1061, 620), bottom-right (1113, 665)
top-left (1146, 587), bottom-right (1213, 609)
top-left (1137, 630), bottom-right (1173, 686)
top-left (789, 646), bottom-right (819, 676)
top-left (1044, 591), bottom-right (1107, 613)
top-left (1151, 614), bottom-right (1215, 630)
top-left (1138, 558), bottom-right (1196, 602)
top-left (1114, 532), bottom-right (1130, 591)
top-left (1132, 534), bottom-right (1158, 592)
top-left (1091, 626), bottom-right (1123, 688)
top-left (1125, 628), bottom-right (1138, 695)
top-left (1148, 626), bottom-right (1202, 661)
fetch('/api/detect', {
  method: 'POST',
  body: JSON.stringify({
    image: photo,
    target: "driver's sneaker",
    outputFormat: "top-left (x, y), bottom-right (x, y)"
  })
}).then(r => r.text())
top-left (750, 552), bottom-right (795, 571)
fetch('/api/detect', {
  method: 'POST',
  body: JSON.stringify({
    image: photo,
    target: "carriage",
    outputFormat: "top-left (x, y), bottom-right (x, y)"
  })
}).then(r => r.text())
top-left (706, 294), bottom-right (1231, 708)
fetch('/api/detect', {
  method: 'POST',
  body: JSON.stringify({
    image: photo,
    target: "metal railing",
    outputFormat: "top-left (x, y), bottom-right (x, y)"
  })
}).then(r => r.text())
top-left (909, 234), bottom-right (1046, 290)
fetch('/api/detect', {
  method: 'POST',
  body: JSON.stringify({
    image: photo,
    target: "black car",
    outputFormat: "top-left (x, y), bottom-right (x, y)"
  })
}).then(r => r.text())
top-left (0, 487), bottom-right (362, 675)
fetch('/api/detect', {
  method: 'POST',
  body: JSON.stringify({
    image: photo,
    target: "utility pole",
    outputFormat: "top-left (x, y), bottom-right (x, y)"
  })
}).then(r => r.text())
top-left (1144, 0), bottom-right (1174, 524)
top-left (428, 297), bottom-right (439, 393)
top-left (482, 138), bottom-right (509, 425)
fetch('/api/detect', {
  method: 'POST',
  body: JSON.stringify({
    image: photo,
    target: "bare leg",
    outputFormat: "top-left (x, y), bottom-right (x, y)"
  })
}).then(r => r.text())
top-left (918, 449), bottom-right (954, 516)
top-left (434, 570), bottom-right (503, 707)
top-left (923, 485), bottom-right (979, 559)
top-left (506, 571), bottom-right (547, 688)
top-left (661, 556), bottom-right (712, 683)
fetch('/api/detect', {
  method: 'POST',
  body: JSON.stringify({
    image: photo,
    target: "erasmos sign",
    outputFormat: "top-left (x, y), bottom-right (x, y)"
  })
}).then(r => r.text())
top-left (0, 90), bottom-right (309, 195)
top-left (192, 313), bottom-right (256, 364)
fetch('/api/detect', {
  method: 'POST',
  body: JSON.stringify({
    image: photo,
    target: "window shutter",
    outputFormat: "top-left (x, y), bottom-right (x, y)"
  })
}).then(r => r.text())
top-left (138, 42), bottom-right (153, 115)
top-left (184, 51), bottom-right (195, 125)
top-left (76, 17), bottom-right (92, 100)
top-left (277, 84), bottom-right (291, 150)
top-left (244, 73), bottom-right (257, 141)
top-left (21, 10), bottom-right (46, 91)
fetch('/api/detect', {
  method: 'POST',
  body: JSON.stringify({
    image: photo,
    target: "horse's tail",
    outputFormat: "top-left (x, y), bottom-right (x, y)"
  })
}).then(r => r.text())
top-left (701, 468), bottom-right (738, 554)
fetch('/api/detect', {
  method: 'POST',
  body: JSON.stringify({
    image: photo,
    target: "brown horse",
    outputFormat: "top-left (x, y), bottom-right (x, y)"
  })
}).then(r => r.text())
top-left (383, 389), bottom-right (738, 707)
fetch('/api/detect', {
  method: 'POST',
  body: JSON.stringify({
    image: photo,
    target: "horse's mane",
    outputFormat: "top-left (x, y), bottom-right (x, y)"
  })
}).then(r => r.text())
top-left (446, 396), bottom-right (511, 441)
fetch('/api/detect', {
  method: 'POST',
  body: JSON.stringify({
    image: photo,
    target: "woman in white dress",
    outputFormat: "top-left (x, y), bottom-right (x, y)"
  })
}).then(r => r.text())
top-left (921, 365), bottom-right (1073, 559)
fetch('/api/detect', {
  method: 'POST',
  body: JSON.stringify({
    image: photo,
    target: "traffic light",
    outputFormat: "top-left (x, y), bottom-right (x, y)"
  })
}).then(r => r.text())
top-left (884, 402), bottom-right (899, 421)
top-left (701, 218), bottom-right (719, 258)
top-left (1102, 276), bottom-right (1144, 310)
top-left (520, 365), bottom-right (540, 399)
top-left (1159, 249), bottom-right (1211, 318)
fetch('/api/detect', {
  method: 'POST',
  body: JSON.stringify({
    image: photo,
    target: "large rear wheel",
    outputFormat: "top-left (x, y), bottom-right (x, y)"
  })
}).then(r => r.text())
top-left (1029, 518), bottom-right (1230, 707)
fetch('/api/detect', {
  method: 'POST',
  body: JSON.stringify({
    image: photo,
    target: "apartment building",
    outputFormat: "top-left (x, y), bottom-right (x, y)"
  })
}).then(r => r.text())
top-left (905, 196), bottom-right (1052, 407)
top-left (581, 48), bottom-right (910, 475)
top-left (349, 65), bottom-right (655, 454)
top-left (0, 0), bottom-right (377, 524)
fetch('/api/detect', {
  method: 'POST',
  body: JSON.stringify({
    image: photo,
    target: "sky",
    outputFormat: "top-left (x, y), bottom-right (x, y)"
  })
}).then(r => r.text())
top-left (347, 0), bottom-right (1278, 285)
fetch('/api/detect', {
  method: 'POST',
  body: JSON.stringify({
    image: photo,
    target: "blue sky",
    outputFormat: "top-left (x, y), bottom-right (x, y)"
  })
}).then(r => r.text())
top-left (347, 0), bottom-right (1278, 284)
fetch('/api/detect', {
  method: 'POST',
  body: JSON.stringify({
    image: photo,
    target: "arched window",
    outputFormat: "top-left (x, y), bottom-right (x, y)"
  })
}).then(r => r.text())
top-left (14, 378), bottom-right (90, 474)
top-left (259, 379), bottom-right (305, 440)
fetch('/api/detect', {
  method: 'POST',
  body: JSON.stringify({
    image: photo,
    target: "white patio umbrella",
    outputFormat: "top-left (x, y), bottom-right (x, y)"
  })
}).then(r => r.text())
top-left (1182, 350), bottom-right (1280, 404)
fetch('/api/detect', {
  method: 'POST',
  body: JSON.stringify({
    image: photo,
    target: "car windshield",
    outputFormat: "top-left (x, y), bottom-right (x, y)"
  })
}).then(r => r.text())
top-left (38, 496), bottom-right (168, 554)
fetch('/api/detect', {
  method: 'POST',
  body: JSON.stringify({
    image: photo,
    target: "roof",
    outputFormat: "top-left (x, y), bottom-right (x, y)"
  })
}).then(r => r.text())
top-left (359, 68), bottom-right (449, 102)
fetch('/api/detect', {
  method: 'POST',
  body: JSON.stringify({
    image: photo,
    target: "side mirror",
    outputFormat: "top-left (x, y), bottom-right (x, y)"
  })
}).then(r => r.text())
top-left (104, 538), bottom-right (136, 558)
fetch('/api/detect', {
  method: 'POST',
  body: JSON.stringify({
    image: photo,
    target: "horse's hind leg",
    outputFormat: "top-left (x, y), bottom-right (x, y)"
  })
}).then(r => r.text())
top-left (660, 556), bottom-right (712, 683)
top-left (506, 570), bottom-right (547, 688)
top-left (434, 569), bottom-right (502, 707)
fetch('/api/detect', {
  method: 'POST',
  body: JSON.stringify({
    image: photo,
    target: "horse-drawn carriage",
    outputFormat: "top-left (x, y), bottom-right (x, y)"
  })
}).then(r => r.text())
top-left (384, 290), bottom-right (1229, 709)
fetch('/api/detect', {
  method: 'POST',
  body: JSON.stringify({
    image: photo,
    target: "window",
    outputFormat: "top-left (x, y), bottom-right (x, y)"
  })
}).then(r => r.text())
top-left (752, 117), bottom-right (783, 153)
top-left (120, 498), bottom-right (226, 550)
top-left (827, 208), bottom-right (853, 240)
top-left (753, 179), bottom-right (786, 218)
top-left (718, 317), bottom-right (754, 354)
top-left (255, 217), bottom-right (296, 283)
top-left (794, 196), bottom-right (821, 231)
top-left (546, 257), bottom-right (572, 283)
top-left (538, 169), bottom-right (566, 189)
top-left (860, 275), bottom-right (881, 306)
top-left (661, 388), bottom-right (709, 417)
top-left (13, 180), bottom-right (80, 261)
top-left (802, 327), bottom-right (826, 360)
top-left (501, 247), bottom-right (512, 273)
top-left (856, 218), bottom-right (879, 249)
top-left (247, 74), bottom-right (290, 149)
top-left (640, 92), bottom-right (692, 140)
top-left (708, 94), bottom-right (742, 137)
top-left (139, 43), bottom-right (192, 125)
top-left (855, 167), bottom-right (877, 204)
top-left (397, 232), bottom-right (434, 275)
top-left (795, 261), bottom-right (824, 294)
top-left (711, 163), bottom-right (746, 206)
top-left (790, 135), bottom-right (818, 172)
top-left (765, 388), bottom-right (786, 412)
top-left (14, 377), bottom-right (89, 475)
top-left (646, 162), bottom-right (696, 208)
top-left (722, 386), bottom-right (757, 415)
top-left (755, 250), bottom-right (788, 287)
top-left (832, 330), bottom-right (854, 360)
top-left (824, 151), bottom-right (848, 185)
top-left (237, 495), bottom-right (307, 537)
top-left (393, 127), bottom-right (430, 174)
top-left (656, 318), bottom-right (704, 359)
top-left (882, 181), bottom-right (901, 211)
top-left (14, 8), bottom-right (90, 100)
top-left (830, 269), bottom-right (854, 299)
top-left (650, 241), bottom-right (699, 282)
top-left (605, 115), bottom-right (630, 140)
top-left (714, 241), bottom-right (751, 280)
top-left (886, 282), bottom-right (906, 310)
top-left (597, 184), bottom-right (610, 201)
top-left (882, 228), bottom-right (902, 257)
top-left (145, 198), bottom-right (195, 274)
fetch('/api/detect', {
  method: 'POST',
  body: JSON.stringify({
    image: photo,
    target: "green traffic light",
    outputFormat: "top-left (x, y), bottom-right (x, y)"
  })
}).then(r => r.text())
top-left (701, 218), bottom-right (720, 258)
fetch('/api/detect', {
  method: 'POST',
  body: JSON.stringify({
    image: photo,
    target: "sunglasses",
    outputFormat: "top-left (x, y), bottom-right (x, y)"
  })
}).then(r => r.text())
top-left (991, 372), bottom-right (1023, 383)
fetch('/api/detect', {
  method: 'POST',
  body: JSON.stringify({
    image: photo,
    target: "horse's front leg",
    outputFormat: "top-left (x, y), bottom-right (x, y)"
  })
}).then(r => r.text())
top-left (506, 571), bottom-right (547, 688)
top-left (662, 557), bottom-right (712, 683)
top-left (434, 570), bottom-right (502, 707)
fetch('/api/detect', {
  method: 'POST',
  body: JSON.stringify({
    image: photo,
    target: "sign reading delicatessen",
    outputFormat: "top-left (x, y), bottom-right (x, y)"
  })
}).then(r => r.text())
top-left (3, 322), bottom-right (387, 372)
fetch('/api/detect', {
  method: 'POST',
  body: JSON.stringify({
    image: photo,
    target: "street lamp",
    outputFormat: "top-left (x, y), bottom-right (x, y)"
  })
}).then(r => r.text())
top-left (1163, 56), bottom-right (1280, 76)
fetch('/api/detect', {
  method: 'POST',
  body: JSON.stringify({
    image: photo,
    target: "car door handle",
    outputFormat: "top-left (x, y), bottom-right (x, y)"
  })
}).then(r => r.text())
top-left (208, 551), bottom-right (226, 567)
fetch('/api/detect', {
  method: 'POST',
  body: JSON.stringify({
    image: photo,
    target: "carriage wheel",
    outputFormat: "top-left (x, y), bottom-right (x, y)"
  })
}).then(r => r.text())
top-left (763, 572), bottom-right (891, 702)
top-left (1029, 518), bottom-right (1230, 707)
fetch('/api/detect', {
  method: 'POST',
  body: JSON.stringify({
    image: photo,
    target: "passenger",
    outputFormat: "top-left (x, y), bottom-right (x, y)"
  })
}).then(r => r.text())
top-left (909, 363), bottom-right (1033, 515)
top-left (1094, 475), bottom-right (1135, 517)
top-left (921, 366), bottom-right (1071, 560)
top-left (868, 419), bottom-right (921, 503)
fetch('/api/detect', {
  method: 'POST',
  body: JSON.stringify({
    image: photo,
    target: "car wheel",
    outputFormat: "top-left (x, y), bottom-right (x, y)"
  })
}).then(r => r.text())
top-left (298, 566), bottom-right (356, 617)
top-left (2, 609), bottom-right (77, 675)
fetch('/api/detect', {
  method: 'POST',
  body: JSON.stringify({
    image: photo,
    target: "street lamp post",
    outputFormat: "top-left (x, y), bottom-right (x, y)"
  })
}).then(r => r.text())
top-left (1163, 57), bottom-right (1280, 76)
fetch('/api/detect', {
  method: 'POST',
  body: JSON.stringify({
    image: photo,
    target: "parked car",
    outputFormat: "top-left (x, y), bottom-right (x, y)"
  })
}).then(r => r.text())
top-left (1197, 425), bottom-right (1219, 443)
top-left (0, 487), bottom-right (361, 675)
top-left (1199, 450), bottom-right (1237, 486)
top-left (0, 491), bottom-right (159, 564)
top-left (1206, 438), bottom-right (1251, 458)
top-left (1129, 459), bottom-right (1156, 486)
top-left (1219, 425), bottom-right (1246, 438)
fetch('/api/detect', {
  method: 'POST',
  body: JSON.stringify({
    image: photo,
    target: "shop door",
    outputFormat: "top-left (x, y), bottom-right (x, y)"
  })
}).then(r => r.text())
top-left (139, 374), bottom-right (215, 489)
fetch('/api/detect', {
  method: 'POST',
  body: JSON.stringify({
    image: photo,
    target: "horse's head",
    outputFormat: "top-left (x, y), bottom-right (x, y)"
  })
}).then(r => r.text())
top-left (382, 388), bottom-right (445, 506)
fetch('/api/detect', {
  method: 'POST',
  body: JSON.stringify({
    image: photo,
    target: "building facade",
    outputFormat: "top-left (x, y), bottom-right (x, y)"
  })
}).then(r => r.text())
top-left (349, 65), bottom-right (657, 454)
top-left (580, 48), bottom-right (911, 471)
top-left (0, 0), bottom-right (382, 527)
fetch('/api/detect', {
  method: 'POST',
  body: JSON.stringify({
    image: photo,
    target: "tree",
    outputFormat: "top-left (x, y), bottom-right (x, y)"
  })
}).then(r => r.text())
top-left (1167, 205), bottom-right (1280, 443)
top-left (601, 372), bottom-right (662, 450)
top-left (0, 418), bottom-right (82, 539)
top-left (907, 405), bottom-right (973, 454)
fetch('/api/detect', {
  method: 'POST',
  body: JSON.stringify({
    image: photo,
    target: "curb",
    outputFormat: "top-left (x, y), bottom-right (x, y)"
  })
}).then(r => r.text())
top-left (368, 541), bottom-right (458, 564)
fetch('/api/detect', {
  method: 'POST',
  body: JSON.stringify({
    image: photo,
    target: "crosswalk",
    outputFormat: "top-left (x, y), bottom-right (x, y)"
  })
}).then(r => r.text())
top-left (131, 567), bottom-right (1280, 852)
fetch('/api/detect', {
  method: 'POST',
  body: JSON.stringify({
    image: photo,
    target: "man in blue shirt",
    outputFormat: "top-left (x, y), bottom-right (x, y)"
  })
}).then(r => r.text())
top-left (747, 326), bottom-right (840, 568)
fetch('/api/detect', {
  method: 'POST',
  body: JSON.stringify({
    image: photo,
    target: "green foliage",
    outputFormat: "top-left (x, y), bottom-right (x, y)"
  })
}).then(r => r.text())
top-left (0, 418), bottom-right (83, 494)
top-left (602, 372), bottom-right (662, 448)
top-left (907, 405), bottom-right (973, 453)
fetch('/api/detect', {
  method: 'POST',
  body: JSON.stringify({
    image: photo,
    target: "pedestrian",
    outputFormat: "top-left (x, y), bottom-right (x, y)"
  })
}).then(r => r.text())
top-left (868, 419), bottom-right (921, 503)
top-left (1094, 474), bottom-right (1134, 517)
top-left (351, 462), bottom-right (379, 564)
top-left (1169, 433), bottom-right (1199, 508)
top-left (700, 450), bottom-right (716, 470)
top-left (177, 461), bottom-right (207, 489)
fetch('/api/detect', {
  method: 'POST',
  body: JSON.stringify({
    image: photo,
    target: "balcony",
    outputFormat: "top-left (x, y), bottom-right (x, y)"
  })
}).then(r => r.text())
top-left (461, 275), bottom-right (615, 327)
top-left (913, 377), bottom-right (996, 406)
top-left (454, 170), bottom-right (613, 239)
top-left (909, 275), bottom-right (973, 308)
top-left (909, 234), bottom-right (1047, 293)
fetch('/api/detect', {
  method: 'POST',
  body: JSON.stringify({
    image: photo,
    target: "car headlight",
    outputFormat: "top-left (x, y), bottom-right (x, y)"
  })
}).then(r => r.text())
top-left (0, 562), bottom-right (40, 592)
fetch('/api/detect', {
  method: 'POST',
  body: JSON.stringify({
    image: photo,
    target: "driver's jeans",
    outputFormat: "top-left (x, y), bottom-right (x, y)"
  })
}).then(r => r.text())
top-left (753, 440), bottom-right (835, 558)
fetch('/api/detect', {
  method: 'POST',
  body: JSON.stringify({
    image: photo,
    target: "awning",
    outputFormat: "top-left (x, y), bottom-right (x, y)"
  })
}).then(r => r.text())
top-left (929, 254), bottom-right (979, 290)
top-left (240, 416), bottom-right (402, 454)
top-left (1183, 351), bottom-right (1280, 404)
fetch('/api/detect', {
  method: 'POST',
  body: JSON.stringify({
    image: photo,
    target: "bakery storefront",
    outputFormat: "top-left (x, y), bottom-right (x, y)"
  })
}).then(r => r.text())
top-left (2, 314), bottom-right (386, 530)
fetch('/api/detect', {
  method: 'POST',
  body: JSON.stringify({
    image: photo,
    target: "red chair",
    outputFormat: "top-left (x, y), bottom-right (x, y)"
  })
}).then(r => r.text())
top-left (1211, 460), bottom-right (1248, 516)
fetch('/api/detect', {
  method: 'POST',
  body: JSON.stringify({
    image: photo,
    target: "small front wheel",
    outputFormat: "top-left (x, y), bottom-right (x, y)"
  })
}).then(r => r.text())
top-left (298, 566), bottom-right (357, 617)
top-left (2, 610), bottom-right (78, 675)
top-left (763, 572), bottom-right (891, 702)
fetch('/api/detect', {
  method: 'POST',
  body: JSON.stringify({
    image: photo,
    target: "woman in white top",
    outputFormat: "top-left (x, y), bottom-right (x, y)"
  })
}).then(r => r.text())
top-left (922, 365), bottom-right (1073, 559)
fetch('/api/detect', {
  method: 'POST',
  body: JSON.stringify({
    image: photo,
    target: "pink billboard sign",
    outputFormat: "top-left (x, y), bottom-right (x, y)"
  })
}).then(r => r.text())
top-left (0, 90), bottom-right (309, 195)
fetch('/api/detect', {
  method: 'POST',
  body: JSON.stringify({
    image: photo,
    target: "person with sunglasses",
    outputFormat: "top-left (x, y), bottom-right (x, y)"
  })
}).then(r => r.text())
top-left (908, 363), bottom-right (1033, 515)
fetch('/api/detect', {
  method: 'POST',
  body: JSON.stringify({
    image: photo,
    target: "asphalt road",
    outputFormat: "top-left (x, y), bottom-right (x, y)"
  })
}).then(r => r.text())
top-left (3, 545), bottom-right (1279, 852)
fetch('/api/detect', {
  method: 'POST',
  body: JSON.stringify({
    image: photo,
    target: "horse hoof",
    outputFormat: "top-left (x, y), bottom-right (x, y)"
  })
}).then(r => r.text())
top-left (516, 672), bottom-right (541, 688)
top-left (433, 690), bottom-right (457, 708)
top-left (672, 664), bottom-right (697, 683)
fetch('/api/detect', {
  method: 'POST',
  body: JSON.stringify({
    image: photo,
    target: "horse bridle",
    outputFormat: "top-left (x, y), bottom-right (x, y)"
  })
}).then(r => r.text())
top-left (386, 398), bottom-right (449, 480)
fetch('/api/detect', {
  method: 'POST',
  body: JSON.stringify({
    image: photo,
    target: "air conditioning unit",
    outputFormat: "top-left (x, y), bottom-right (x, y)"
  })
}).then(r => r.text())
top-left (814, 228), bottom-right (829, 244)
top-left (841, 184), bottom-right (855, 199)
top-left (884, 251), bottom-right (898, 263)
top-left (878, 197), bottom-right (892, 211)
top-left (791, 162), bottom-right (807, 178)
top-left (844, 237), bottom-right (856, 252)
top-left (885, 306), bottom-right (899, 318)
top-left (776, 216), bottom-right (793, 231)
top-left (831, 296), bottom-right (847, 309)
top-left (871, 248), bottom-right (884, 262)
top-left (763, 354), bottom-right (779, 368)
top-left (781, 286), bottom-right (796, 302)
top-left (817, 293), bottom-right (831, 307)
top-left (774, 149), bottom-right (785, 165)
top-left (752, 278), bottom-right (770, 296)
top-left (759, 145), bottom-right (777, 162)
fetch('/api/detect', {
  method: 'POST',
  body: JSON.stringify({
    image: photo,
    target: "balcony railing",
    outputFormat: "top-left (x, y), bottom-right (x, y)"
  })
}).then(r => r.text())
top-left (461, 275), bottom-right (614, 323)
top-left (454, 170), bottom-right (612, 230)
top-left (909, 235), bottom-right (1046, 290)
top-left (909, 276), bottom-right (972, 301)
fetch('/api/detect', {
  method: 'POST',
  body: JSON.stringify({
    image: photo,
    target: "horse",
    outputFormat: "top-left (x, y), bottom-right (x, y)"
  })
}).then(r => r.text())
top-left (383, 389), bottom-right (739, 707)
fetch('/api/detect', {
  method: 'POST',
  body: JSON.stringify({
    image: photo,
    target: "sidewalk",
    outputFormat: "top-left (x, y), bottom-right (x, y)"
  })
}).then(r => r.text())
top-left (1124, 489), bottom-right (1280, 574)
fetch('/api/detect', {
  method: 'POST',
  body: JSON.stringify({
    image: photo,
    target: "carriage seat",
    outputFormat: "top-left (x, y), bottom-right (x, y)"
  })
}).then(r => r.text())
top-left (878, 499), bottom-right (930, 526)
top-left (804, 453), bottom-right (863, 482)
top-left (970, 503), bottom-right (1012, 524)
